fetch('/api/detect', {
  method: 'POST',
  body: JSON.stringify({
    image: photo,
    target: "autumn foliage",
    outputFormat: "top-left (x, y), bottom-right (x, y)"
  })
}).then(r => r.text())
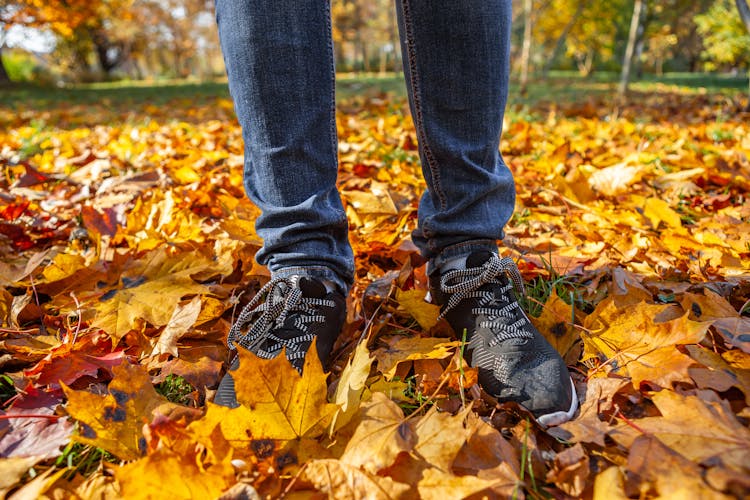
top-left (0, 86), bottom-right (749, 498)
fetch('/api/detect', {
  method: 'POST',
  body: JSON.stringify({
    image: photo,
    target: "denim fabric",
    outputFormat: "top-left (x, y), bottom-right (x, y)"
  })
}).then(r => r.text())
top-left (215, 0), bottom-right (515, 293)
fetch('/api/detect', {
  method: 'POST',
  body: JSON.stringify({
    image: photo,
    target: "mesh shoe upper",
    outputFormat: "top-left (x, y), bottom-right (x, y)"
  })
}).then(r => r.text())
top-left (430, 251), bottom-right (577, 424)
top-left (214, 276), bottom-right (346, 408)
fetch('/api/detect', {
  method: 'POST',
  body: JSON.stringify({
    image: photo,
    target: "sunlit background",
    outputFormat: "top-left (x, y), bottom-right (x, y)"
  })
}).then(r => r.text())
top-left (1, 0), bottom-right (748, 90)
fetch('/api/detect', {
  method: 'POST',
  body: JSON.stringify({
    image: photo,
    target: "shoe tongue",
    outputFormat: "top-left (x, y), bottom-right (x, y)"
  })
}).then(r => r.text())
top-left (466, 250), bottom-right (496, 268)
top-left (298, 277), bottom-right (327, 298)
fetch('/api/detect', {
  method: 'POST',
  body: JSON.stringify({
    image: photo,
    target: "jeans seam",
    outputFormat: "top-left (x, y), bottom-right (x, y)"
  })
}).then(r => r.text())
top-left (399, 0), bottom-right (447, 216)
top-left (325, 1), bottom-right (338, 176)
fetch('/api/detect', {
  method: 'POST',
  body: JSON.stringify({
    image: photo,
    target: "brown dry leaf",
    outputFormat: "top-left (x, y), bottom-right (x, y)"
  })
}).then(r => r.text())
top-left (681, 290), bottom-right (750, 353)
top-left (0, 457), bottom-right (42, 498)
top-left (582, 299), bottom-right (711, 388)
top-left (412, 405), bottom-right (473, 472)
top-left (374, 337), bottom-right (460, 381)
top-left (531, 289), bottom-right (582, 358)
top-left (330, 340), bottom-right (375, 433)
top-left (629, 391), bottom-right (750, 474)
top-left (114, 447), bottom-right (234, 500)
top-left (91, 249), bottom-right (219, 342)
top-left (340, 392), bottom-right (415, 474)
top-left (453, 412), bottom-right (520, 478)
top-left (550, 377), bottom-right (630, 446)
top-left (150, 295), bottom-right (203, 357)
top-left (592, 467), bottom-right (629, 500)
top-left (395, 288), bottom-right (440, 330)
top-left (304, 458), bottom-right (411, 500)
top-left (6, 467), bottom-right (67, 500)
top-left (416, 467), bottom-right (507, 500)
top-left (625, 435), bottom-right (731, 499)
top-left (232, 344), bottom-right (338, 440)
top-left (63, 361), bottom-right (175, 460)
top-left (686, 344), bottom-right (750, 404)
top-left (546, 443), bottom-right (589, 497)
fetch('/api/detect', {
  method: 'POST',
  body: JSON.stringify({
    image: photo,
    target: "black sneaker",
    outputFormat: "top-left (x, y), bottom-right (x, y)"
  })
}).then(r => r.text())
top-left (429, 251), bottom-right (577, 426)
top-left (214, 275), bottom-right (346, 408)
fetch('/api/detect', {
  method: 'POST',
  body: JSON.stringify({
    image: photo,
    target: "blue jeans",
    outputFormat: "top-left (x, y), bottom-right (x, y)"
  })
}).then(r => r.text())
top-left (215, 0), bottom-right (515, 293)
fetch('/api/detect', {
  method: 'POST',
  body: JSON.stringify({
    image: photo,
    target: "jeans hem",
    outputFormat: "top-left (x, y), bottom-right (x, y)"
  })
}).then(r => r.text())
top-left (427, 239), bottom-right (498, 275)
top-left (271, 266), bottom-right (349, 295)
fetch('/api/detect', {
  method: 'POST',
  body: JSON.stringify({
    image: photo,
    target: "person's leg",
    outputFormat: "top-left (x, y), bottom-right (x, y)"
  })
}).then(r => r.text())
top-left (213, 0), bottom-right (349, 406)
top-left (215, 0), bottom-right (353, 293)
top-left (396, 0), bottom-right (577, 425)
top-left (395, 0), bottom-right (515, 267)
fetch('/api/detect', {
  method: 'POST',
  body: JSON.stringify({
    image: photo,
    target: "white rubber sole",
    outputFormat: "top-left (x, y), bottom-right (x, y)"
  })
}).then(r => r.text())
top-left (536, 377), bottom-right (578, 427)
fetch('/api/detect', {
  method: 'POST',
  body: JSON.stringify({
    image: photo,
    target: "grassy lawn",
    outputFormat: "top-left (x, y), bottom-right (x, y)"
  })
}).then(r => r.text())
top-left (1, 71), bottom-right (746, 111)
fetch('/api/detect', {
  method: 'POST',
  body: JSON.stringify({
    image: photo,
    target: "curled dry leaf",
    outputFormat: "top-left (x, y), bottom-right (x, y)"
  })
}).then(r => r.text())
top-left (373, 336), bottom-right (460, 381)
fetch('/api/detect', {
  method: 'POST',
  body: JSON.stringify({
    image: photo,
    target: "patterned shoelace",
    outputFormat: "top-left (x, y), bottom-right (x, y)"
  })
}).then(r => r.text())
top-left (227, 276), bottom-right (335, 361)
top-left (438, 255), bottom-right (533, 342)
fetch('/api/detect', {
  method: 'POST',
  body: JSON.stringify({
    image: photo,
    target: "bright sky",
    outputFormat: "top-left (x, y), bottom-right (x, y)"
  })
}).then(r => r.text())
top-left (5, 25), bottom-right (56, 53)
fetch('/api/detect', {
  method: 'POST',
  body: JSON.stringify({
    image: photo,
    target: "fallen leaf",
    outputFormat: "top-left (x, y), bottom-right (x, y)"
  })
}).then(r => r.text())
top-left (546, 443), bottom-right (589, 497)
top-left (304, 458), bottom-right (411, 499)
top-left (681, 290), bottom-right (750, 353)
top-left (0, 457), bottom-right (43, 498)
top-left (549, 377), bottom-right (630, 446)
top-left (395, 288), bottom-right (440, 330)
top-left (151, 296), bottom-right (203, 357)
top-left (642, 196), bottom-right (683, 229)
top-left (330, 340), bottom-right (375, 433)
top-left (628, 390), bottom-right (750, 474)
top-left (232, 343), bottom-right (338, 440)
top-left (626, 435), bottom-right (731, 499)
top-left (0, 407), bottom-right (73, 460)
top-left (114, 447), bottom-right (234, 500)
top-left (341, 392), bottom-right (415, 473)
top-left (416, 467), bottom-right (506, 500)
top-left (63, 361), bottom-right (175, 460)
top-left (592, 466), bottom-right (628, 500)
top-left (412, 405), bottom-right (473, 472)
top-left (374, 337), bottom-right (459, 381)
top-left (531, 289), bottom-right (582, 358)
top-left (582, 299), bottom-right (710, 388)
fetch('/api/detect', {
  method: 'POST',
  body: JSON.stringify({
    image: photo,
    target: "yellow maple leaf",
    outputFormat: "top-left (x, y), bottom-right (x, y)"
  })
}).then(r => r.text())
top-left (582, 299), bottom-right (711, 388)
top-left (114, 447), bottom-right (234, 500)
top-left (63, 362), bottom-right (176, 460)
top-left (395, 288), bottom-right (440, 330)
top-left (340, 392), bottom-right (416, 474)
top-left (231, 343), bottom-right (339, 440)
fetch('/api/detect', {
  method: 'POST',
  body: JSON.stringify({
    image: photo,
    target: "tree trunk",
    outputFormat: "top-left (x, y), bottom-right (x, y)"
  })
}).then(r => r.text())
top-left (542, 0), bottom-right (587, 78)
top-left (0, 44), bottom-right (10, 86)
top-left (618, 0), bottom-right (644, 97)
top-left (736, 0), bottom-right (750, 32)
top-left (520, 0), bottom-right (533, 94)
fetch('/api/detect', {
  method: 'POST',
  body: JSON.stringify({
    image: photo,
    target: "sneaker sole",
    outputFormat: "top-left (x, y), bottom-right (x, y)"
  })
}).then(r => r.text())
top-left (536, 377), bottom-right (578, 427)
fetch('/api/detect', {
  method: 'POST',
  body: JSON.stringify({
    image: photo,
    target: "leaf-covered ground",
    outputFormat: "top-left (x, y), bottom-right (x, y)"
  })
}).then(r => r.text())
top-left (0, 81), bottom-right (749, 499)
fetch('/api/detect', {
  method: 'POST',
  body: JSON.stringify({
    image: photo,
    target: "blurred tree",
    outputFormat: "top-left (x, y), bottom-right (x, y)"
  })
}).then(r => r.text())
top-left (562, 0), bottom-right (630, 76)
top-left (695, 0), bottom-right (750, 70)
top-left (7, 0), bottom-right (133, 77)
top-left (738, 0), bottom-right (750, 31)
top-left (619, 0), bottom-right (644, 95)
top-left (332, 0), bottom-right (399, 73)
top-left (519, 0), bottom-right (533, 93)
